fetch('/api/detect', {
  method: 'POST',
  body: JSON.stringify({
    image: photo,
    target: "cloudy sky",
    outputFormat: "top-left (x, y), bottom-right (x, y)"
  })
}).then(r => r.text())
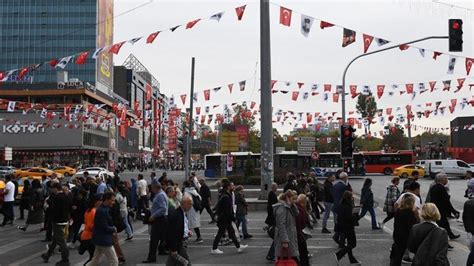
top-left (113, 0), bottom-right (473, 135)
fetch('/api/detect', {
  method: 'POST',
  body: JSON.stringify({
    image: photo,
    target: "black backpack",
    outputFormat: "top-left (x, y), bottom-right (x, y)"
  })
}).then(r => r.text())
top-left (191, 194), bottom-right (202, 211)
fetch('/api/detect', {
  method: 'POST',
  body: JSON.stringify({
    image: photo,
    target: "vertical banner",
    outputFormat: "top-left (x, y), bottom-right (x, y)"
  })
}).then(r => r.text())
top-left (96, 0), bottom-right (114, 94)
top-left (146, 83), bottom-right (152, 101)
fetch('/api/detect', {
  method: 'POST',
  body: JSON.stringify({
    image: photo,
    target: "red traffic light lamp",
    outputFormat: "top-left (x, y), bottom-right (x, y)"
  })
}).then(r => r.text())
top-left (452, 21), bottom-right (460, 30)
top-left (449, 19), bottom-right (463, 52)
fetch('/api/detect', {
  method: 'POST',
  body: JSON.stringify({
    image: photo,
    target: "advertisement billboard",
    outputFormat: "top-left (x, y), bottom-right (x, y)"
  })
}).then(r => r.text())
top-left (220, 124), bottom-right (249, 152)
top-left (96, 0), bottom-right (114, 94)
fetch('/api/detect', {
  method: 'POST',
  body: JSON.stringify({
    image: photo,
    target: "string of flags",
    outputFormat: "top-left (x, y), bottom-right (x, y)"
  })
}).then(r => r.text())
top-left (0, 4), bottom-right (249, 82)
top-left (410, 124), bottom-right (474, 132)
top-left (273, 3), bottom-right (474, 75)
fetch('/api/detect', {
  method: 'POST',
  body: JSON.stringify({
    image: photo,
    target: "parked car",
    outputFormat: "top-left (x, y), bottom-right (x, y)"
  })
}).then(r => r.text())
top-left (0, 166), bottom-right (16, 177)
top-left (74, 170), bottom-right (111, 183)
top-left (83, 167), bottom-right (113, 177)
top-left (393, 164), bottom-right (426, 178)
top-left (415, 159), bottom-right (472, 178)
top-left (53, 166), bottom-right (76, 177)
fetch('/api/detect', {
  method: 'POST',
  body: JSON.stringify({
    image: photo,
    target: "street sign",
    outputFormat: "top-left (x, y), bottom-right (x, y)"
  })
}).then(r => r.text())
top-left (297, 136), bottom-right (315, 156)
top-left (311, 151), bottom-right (319, 160)
top-left (4, 147), bottom-right (12, 161)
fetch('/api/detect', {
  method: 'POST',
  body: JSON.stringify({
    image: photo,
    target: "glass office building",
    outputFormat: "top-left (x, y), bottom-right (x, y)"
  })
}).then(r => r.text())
top-left (0, 0), bottom-right (113, 87)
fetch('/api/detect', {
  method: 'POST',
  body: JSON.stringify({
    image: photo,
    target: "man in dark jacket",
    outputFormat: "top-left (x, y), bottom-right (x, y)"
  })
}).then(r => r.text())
top-left (86, 192), bottom-right (118, 265)
top-left (283, 173), bottom-right (298, 193)
top-left (166, 195), bottom-right (193, 266)
top-left (199, 178), bottom-right (216, 223)
top-left (41, 182), bottom-right (71, 265)
top-left (211, 179), bottom-right (247, 255)
top-left (322, 175), bottom-right (336, 233)
top-left (428, 173), bottom-right (460, 241)
top-left (463, 195), bottom-right (474, 265)
top-left (332, 172), bottom-right (351, 247)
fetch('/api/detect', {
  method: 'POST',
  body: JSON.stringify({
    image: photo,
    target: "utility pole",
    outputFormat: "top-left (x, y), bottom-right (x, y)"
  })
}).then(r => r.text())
top-left (407, 109), bottom-right (412, 151)
top-left (185, 57), bottom-right (195, 179)
top-left (259, 0), bottom-right (273, 200)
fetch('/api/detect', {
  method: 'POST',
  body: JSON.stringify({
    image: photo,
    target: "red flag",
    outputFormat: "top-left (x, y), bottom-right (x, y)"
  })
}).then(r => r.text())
top-left (49, 59), bottom-right (59, 67)
top-left (362, 34), bottom-right (374, 53)
top-left (399, 44), bottom-right (409, 51)
top-left (18, 67), bottom-right (29, 79)
top-left (426, 102), bottom-right (432, 107)
top-left (324, 84), bottom-right (331, 92)
top-left (180, 94), bottom-right (187, 105)
top-left (146, 84), bottom-right (152, 101)
top-left (466, 58), bottom-right (474, 75)
top-left (386, 108), bottom-right (392, 115)
top-left (405, 83), bottom-right (414, 94)
top-left (297, 82), bottom-right (304, 89)
top-left (279, 6), bottom-right (292, 26)
top-left (196, 107), bottom-right (201, 115)
top-left (146, 31), bottom-right (160, 44)
top-left (0, 72), bottom-right (4, 80)
top-left (250, 101), bottom-right (256, 109)
top-left (292, 91), bottom-right (299, 101)
top-left (200, 115), bottom-right (205, 124)
top-left (457, 78), bottom-right (465, 90)
top-left (109, 41), bottom-right (126, 54)
top-left (320, 21), bottom-right (334, 29)
top-left (228, 84), bottom-right (233, 93)
top-left (429, 81), bottom-right (437, 92)
top-left (271, 80), bottom-right (277, 89)
top-left (451, 99), bottom-right (457, 107)
top-left (75, 51), bottom-right (89, 65)
top-left (333, 93), bottom-right (339, 103)
top-left (306, 114), bottom-right (313, 123)
top-left (350, 85), bottom-right (358, 97)
top-left (186, 19), bottom-right (201, 29)
top-left (376, 85), bottom-right (385, 99)
top-left (133, 101), bottom-right (139, 113)
top-left (204, 89), bottom-right (210, 101)
top-left (235, 5), bottom-right (246, 21)
top-left (433, 51), bottom-right (442, 60)
top-left (449, 105), bottom-right (455, 113)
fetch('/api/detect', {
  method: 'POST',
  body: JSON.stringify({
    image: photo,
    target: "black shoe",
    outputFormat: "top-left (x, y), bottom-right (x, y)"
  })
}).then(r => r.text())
top-left (41, 254), bottom-right (49, 263)
top-left (349, 258), bottom-right (361, 265)
top-left (402, 257), bottom-right (412, 263)
top-left (448, 244), bottom-right (454, 250)
top-left (450, 234), bottom-right (460, 240)
top-left (18, 226), bottom-right (26, 231)
top-left (158, 251), bottom-right (169, 255)
top-left (142, 259), bottom-right (156, 263)
top-left (118, 257), bottom-right (126, 263)
top-left (243, 234), bottom-right (253, 239)
top-left (322, 228), bottom-right (331, 234)
top-left (266, 256), bottom-right (275, 262)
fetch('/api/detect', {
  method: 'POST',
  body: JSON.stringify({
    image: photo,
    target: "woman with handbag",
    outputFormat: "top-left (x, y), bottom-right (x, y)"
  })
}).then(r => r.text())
top-left (273, 189), bottom-right (299, 265)
top-left (334, 191), bottom-right (361, 265)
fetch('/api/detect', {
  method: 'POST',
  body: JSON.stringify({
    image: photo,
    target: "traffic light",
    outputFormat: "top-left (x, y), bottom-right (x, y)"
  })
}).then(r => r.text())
top-left (340, 124), bottom-right (356, 159)
top-left (449, 19), bottom-right (463, 52)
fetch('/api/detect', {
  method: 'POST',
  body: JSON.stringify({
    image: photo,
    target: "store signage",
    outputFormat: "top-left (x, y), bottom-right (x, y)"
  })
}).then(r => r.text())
top-left (2, 124), bottom-right (45, 134)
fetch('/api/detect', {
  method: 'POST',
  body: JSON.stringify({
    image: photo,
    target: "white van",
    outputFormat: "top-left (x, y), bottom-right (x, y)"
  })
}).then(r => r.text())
top-left (415, 159), bottom-right (473, 178)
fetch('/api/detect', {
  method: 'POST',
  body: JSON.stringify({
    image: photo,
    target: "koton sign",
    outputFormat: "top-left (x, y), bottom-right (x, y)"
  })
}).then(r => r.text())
top-left (2, 124), bottom-right (45, 134)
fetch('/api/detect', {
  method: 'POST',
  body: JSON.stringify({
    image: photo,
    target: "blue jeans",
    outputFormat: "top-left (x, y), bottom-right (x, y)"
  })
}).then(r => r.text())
top-left (122, 215), bottom-right (133, 237)
top-left (322, 202), bottom-right (336, 229)
top-left (359, 206), bottom-right (378, 229)
top-left (235, 214), bottom-right (248, 236)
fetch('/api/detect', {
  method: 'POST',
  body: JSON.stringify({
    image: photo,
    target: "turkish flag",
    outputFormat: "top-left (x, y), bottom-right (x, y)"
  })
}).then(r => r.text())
top-left (180, 94), bottom-right (187, 105)
top-left (297, 82), bottom-right (304, 89)
top-left (49, 58), bottom-right (59, 67)
top-left (109, 41), bottom-right (126, 54)
top-left (146, 84), bottom-right (152, 101)
top-left (429, 81), bottom-right (437, 92)
top-left (279, 6), bottom-right (292, 26)
top-left (250, 101), bottom-right (256, 109)
top-left (186, 19), bottom-right (201, 29)
top-left (320, 21), bottom-right (334, 29)
top-left (350, 85), bottom-right (358, 97)
top-left (399, 44), bottom-right (409, 51)
top-left (306, 114), bottom-right (313, 123)
top-left (457, 78), bottom-right (465, 90)
top-left (146, 31), bottom-right (160, 44)
top-left (292, 91), bottom-right (299, 101)
top-left (228, 83), bottom-right (233, 93)
top-left (362, 34), bottom-right (374, 53)
top-left (235, 5), bottom-right (246, 21)
top-left (333, 93), bottom-right (339, 103)
top-left (377, 85), bottom-right (385, 99)
top-left (133, 101), bottom-right (140, 113)
top-left (433, 51), bottom-right (442, 60)
top-left (196, 107), bottom-right (201, 115)
top-left (271, 80), bottom-right (277, 89)
top-left (386, 108), bottom-right (392, 115)
top-left (405, 84), bottom-right (414, 94)
top-left (449, 105), bottom-right (455, 113)
top-left (204, 89), bottom-right (210, 101)
top-left (451, 99), bottom-right (457, 107)
top-left (18, 67), bottom-right (29, 79)
top-left (466, 58), bottom-right (474, 75)
top-left (324, 84), bottom-right (332, 92)
top-left (75, 51), bottom-right (89, 65)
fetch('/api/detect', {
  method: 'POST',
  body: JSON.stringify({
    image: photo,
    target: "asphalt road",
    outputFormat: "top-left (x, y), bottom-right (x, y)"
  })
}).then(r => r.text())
top-left (0, 171), bottom-right (471, 265)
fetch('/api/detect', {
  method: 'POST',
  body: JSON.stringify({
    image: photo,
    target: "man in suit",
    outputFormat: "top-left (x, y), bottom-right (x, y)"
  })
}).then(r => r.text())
top-left (166, 195), bottom-right (193, 266)
top-left (428, 173), bottom-right (460, 243)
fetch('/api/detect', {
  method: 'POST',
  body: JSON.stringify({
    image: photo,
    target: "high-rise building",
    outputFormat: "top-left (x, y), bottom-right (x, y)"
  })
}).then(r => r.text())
top-left (0, 0), bottom-right (114, 94)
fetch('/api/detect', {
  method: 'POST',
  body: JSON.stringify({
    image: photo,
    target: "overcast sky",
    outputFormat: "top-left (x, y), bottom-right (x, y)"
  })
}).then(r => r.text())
top-left (113, 0), bottom-right (473, 135)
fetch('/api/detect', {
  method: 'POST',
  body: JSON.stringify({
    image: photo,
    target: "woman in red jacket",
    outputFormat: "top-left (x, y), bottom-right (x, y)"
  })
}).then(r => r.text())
top-left (296, 194), bottom-right (310, 266)
top-left (79, 195), bottom-right (102, 265)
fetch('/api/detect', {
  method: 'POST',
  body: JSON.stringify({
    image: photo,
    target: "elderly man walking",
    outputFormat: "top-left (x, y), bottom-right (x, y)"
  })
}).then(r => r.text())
top-left (166, 195), bottom-right (194, 266)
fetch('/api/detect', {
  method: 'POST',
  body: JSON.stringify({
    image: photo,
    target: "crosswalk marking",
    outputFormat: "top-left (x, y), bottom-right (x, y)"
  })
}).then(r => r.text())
top-left (0, 239), bottom-right (37, 255)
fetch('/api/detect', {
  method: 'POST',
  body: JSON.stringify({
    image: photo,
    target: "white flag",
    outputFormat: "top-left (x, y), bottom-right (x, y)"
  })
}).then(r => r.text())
top-left (210, 12), bottom-right (224, 22)
top-left (56, 56), bottom-right (73, 69)
top-left (92, 47), bottom-right (105, 59)
top-left (128, 37), bottom-right (143, 45)
top-left (1, 70), bottom-right (17, 82)
top-left (300, 14), bottom-right (314, 38)
top-left (7, 101), bottom-right (16, 112)
top-left (418, 48), bottom-right (425, 57)
top-left (40, 108), bottom-right (48, 118)
top-left (447, 56), bottom-right (457, 74)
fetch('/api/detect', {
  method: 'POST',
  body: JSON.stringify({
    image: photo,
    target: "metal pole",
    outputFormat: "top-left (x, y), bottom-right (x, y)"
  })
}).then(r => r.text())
top-left (259, 0), bottom-right (273, 200)
top-left (407, 110), bottom-right (412, 150)
top-left (185, 57), bottom-right (195, 179)
top-left (341, 36), bottom-right (448, 123)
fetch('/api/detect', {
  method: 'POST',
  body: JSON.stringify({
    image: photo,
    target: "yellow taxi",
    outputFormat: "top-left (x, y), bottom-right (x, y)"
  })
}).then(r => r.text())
top-left (393, 164), bottom-right (425, 178)
top-left (17, 167), bottom-right (60, 179)
top-left (14, 167), bottom-right (31, 178)
top-left (53, 166), bottom-right (76, 177)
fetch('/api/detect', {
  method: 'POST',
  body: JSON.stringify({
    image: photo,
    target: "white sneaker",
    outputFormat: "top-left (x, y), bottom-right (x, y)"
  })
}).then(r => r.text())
top-left (237, 244), bottom-right (248, 253)
top-left (211, 249), bottom-right (224, 255)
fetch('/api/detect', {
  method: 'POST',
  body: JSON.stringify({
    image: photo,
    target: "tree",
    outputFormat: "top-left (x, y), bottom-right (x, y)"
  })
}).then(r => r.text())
top-left (356, 94), bottom-right (377, 134)
top-left (248, 130), bottom-right (260, 153)
top-left (382, 125), bottom-right (408, 151)
top-left (354, 137), bottom-right (382, 151)
top-left (232, 104), bottom-right (256, 128)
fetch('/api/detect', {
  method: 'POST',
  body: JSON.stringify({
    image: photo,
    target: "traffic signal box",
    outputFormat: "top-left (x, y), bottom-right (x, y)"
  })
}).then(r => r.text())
top-left (340, 124), bottom-right (356, 159)
top-left (449, 19), bottom-right (463, 52)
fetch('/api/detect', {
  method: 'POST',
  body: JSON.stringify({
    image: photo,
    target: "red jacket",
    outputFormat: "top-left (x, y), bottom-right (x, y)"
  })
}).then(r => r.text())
top-left (295, 203), bottom-right (308, 241)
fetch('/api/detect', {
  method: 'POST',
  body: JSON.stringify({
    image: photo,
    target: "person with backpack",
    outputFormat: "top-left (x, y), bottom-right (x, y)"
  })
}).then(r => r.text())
top-left (183, 180), bottom-right (203, 243)
top-left (407, 203), bottom-right (449, 266)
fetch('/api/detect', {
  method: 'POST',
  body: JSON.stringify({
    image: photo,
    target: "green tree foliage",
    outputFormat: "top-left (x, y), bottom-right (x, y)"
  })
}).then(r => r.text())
top-left (382, 125), bottom-right (408, 151)
top-left (354, 137), bottom-right (382, 151)
top-left (356, 94), bottom-right (377, 133)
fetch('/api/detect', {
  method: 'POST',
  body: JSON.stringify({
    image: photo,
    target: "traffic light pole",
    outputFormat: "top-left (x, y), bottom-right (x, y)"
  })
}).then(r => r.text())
top-left (341, 36), bottom-right (448, 123)
top-left (185, 57), bottom-right (195, 180)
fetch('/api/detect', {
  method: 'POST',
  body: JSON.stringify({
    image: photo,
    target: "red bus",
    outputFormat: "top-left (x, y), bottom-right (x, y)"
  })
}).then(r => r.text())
top-left (362, 150), bottom-right (415, 175)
